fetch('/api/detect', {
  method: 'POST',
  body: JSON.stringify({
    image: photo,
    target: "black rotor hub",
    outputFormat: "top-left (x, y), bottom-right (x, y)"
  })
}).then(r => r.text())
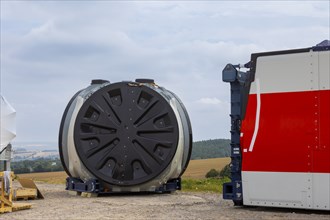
top-left (73, 82), bottom-right (179, 186)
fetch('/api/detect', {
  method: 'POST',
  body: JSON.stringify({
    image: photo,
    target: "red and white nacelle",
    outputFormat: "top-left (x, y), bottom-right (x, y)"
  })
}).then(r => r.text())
top-left (223, 41), bottom-right (330, 210)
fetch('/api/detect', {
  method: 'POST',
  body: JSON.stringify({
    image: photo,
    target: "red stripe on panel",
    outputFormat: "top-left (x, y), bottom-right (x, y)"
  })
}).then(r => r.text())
top-left (241, 90), bottom-right (330, 173)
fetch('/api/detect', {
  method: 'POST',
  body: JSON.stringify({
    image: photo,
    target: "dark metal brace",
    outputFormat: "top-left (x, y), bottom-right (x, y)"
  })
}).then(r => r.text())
top-left (65, 177), bottom-right (181, 194)
top-left (222, 64), bottom-right (253, 206)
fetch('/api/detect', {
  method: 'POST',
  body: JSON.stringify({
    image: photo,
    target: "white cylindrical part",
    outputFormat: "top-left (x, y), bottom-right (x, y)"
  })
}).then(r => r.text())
top-left (0, 95), bottom-right (16, 151)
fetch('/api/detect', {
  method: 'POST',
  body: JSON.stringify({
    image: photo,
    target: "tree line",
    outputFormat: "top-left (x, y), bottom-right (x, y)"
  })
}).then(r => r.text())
top-left (8, 138), bottom-right (230, 173)
top-left (191, 138), bottom-right (230, 160)
top-left (10, 158), bottom-right (64, 174)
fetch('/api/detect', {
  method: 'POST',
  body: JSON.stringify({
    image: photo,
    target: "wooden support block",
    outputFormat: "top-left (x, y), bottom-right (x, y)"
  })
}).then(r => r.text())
top-left (0, 206), bottom-right (13, 213)
top-left (12, 203), bottom-right (32, 211)
top-left (18, 179), bottom-right (44, 199)
top-left (68, 191), bottom-right (81, 196)
top-left (13, 188), bottom-right (37, 201)
top-left (81, 192), bottom-right (98, 198)
top-left (0, 171), bottom-right (14, 213)
top-left (0, 172), bottom-right (32, 213)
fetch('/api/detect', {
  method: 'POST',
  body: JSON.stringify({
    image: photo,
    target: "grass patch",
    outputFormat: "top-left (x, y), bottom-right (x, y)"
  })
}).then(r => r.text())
top-left (181, 177), bottom-right (230, 193)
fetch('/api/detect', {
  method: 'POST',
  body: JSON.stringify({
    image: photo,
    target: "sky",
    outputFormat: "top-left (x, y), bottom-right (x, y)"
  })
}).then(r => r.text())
top-left (1, 1), bottom-right (329, 144)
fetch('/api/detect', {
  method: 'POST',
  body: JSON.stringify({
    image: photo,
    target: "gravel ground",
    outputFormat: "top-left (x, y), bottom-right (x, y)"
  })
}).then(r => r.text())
top-left (4, 182), bottom-right (330, 220)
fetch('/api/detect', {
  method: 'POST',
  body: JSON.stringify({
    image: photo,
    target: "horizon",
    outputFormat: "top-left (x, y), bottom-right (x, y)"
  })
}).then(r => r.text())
top-left (11, 137), bottom-right (231, 150)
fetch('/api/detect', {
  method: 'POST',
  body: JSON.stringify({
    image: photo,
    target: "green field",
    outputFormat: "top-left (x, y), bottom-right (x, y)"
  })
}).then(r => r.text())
top-left (17, 157), bottom-right (231, 193)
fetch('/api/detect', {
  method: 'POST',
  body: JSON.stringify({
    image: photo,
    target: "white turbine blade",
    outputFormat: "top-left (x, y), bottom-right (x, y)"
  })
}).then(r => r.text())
top-left (0, 95), bottom-right (16, 150)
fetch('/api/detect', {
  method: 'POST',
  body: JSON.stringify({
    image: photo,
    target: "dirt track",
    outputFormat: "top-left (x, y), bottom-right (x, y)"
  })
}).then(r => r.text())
top-left (5, 182), bottom-right (330, 220)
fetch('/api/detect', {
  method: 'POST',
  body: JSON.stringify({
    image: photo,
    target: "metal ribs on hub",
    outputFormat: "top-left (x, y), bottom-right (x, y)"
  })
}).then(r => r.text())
top-left (73, 83), bottom-right (179, 186)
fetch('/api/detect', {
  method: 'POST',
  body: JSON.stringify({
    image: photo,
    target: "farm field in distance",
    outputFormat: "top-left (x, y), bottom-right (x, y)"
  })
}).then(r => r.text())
top-left (183, 157), bottom-right (230, 179)
top-left (17, 157), bottom-right (231, 184)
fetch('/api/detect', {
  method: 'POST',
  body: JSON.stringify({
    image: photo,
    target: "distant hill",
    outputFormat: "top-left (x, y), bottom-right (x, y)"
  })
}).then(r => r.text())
top-left (191, 139), bottom-right (230, 160)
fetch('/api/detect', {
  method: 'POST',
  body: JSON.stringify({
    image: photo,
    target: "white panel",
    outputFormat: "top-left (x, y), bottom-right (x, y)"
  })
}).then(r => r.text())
top-left (313, 173), bottom-right (330, 210)
top-left (319, 51), bottom-right (330, 90)
top-left (311, 50), bottom-right (319, 91)
top-left (242, 171), bottom-right (330, 210)
top-left (250, 50), bottom-right (330, 94)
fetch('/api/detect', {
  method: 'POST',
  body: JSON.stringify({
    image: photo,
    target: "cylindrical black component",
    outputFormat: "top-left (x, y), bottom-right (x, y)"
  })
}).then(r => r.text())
top-left (59, 80), bottom-right (192, 191)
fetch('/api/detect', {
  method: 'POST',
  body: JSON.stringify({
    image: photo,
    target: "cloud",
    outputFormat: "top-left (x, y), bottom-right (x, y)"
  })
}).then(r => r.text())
top-left (197, 97), bottom-right (224, 105)
top-left (1, 1), bottom-right (328, 143)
